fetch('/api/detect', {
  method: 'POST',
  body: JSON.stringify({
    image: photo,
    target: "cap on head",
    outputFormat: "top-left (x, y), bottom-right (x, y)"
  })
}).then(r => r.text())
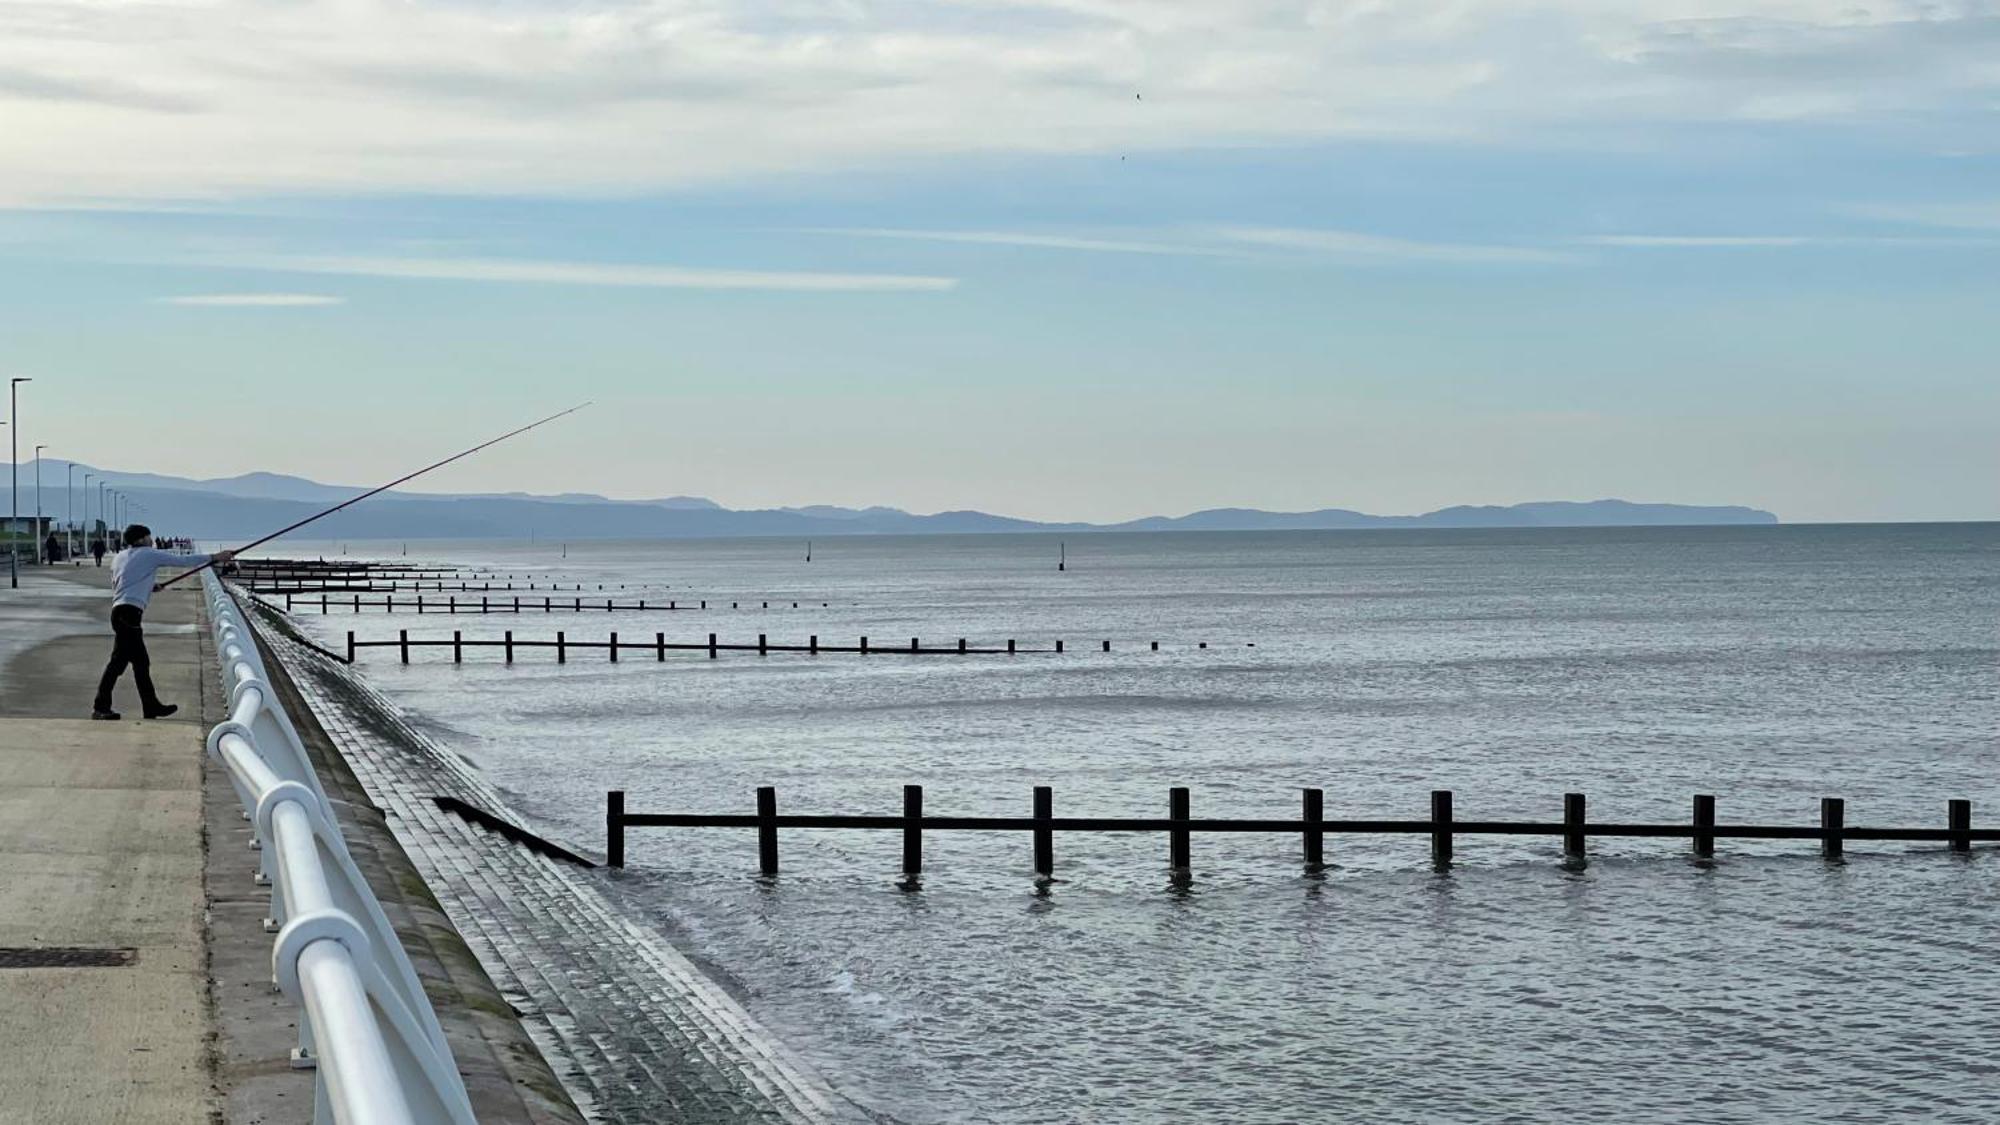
top-left (123, 524), bottom-right (151, 547)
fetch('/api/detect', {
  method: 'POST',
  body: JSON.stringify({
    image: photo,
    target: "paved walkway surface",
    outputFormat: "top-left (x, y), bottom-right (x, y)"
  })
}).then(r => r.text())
top-left (0, 566), bottom-right (213, 1124)
top-left (245, 594), bottom-right (864, 1124)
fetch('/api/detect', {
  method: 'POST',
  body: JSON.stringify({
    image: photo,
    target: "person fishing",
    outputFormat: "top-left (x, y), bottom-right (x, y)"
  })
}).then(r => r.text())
top-left (93, 525), bottom-right (235, 720)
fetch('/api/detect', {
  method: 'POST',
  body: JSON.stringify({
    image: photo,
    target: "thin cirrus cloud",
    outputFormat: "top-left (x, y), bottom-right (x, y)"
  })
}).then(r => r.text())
top-left (215, 254), bottom-right (958, 293)
top-left (799, 228), bottom-right (1245, 258)
top-left (154, 293), bottom-right (345, 306)
top-left (1213, 226), bottom-right (1578, 265)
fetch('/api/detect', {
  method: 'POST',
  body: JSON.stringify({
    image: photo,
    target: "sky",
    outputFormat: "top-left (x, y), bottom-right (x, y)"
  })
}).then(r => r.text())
top-left (1, 0), bottom-right (1997, 523)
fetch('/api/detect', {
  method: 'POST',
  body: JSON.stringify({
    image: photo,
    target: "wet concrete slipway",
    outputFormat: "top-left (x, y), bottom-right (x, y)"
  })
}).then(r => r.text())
top-left (241, 591), bottom-right (861, 1124)
top-left (2, 563), bottom-right (848, 1123)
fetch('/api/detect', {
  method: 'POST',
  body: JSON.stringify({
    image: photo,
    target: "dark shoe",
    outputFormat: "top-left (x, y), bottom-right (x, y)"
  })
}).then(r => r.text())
top-left (142, 703), bottom-right (179, 720)
top-left (91, 709), bottom-right (121, 720)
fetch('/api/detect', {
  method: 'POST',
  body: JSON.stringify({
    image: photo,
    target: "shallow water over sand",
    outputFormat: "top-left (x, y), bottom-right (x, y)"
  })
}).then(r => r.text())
top-left (287, 525), bottom-right (2000, 1123)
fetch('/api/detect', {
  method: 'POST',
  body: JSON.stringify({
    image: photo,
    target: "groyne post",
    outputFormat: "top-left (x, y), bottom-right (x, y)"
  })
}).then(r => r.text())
top-left (708, 633), bottom-right (717, 660)
top-left (609, 632), bottom-right (618, 663)
top-left (557, 632), bottom-right (566, 664)
top-left (504, 631), bottom-right (513, 664)
top-left (606, 790), bottom-right (625, 868)
top-left (1033, 786), bottom-right (1053, 878)
top-left (1693, 794), bottom-right (1716, 858)
top-left (1431, 790), bottom-right (1454, 871)
top-left (1563, 792), bottom-right (1586, 865)
top-left (1950, 799), bottom-right (1972, 853)
top-left (757, 787), bottom-right (778, 876)
top-left (903, 785), bottom-right (923, 879)
top-left (1169, 787), bottom-right (1191, 875)
top-left (655, 632), bottom-right (665, 661)
top-left (398, 629), bottom-right (409, 664)
top-left (1822, 797), bottom-right (1845, 860)
top-left (346, 631), bottom-right (355, 663)
top-left (1303, 788), bottom-right (1324, 869)
top-left (452, 630), bottom-right (462, 664)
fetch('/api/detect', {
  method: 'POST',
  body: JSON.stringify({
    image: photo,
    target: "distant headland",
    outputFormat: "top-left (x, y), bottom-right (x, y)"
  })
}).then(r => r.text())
top-left (12, 462), bottom-right (1778, 540)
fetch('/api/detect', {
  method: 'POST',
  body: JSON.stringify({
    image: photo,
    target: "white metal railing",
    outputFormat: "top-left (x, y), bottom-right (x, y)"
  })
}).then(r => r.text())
top-left (204, 571), bottom-right (480, 1125)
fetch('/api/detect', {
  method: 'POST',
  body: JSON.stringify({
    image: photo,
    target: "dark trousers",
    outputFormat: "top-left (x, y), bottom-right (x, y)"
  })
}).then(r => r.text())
top-left (95, 605), bottom-right (159, 712)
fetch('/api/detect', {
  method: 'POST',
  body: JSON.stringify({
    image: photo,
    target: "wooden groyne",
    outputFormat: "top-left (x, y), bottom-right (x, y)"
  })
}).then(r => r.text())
top-left (274, 593), bottom-right (825, 613)
top-left (346, 631), bottom-right (1219, 663)
top-left (605, 787), bottom-right (1993, 878)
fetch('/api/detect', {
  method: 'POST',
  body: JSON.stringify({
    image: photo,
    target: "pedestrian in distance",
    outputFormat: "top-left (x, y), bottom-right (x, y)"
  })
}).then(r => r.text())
top-left (90, 537), bottom-right (105, 566)
top-left (92, 524), bottom-right (236, 720)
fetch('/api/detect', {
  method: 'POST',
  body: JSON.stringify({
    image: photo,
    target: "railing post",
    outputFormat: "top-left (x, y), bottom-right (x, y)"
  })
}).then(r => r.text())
top-left (757, 787), bottom-right (778, 876)
top-left (758, 633), bottom-right (767, 656)
top-left (399, 629), bottom-right (409, 664)
top-left (1169, 787), bottom-right (1190, 875)
top-left (449, 595), bottom-right (456, 614)
top-left (386, 594), bottom-right (393, 614)
top-left (1822, 797), bottom-right (1845, 860)
top-left (910, 637), bottom-right (919, 653)
top-left (353, 594), bottom-right (359, 613)
top-left (1950, 799), bottom-right (1972, 854)
top-left (285, 592), bottom-right (293, 612)
top-left (708, 633), bottom-right (717, 660)
top-left (320, 596), bottom-right (328, 615)
top-left (609, 632), bottom-right (618, 663)
top-left (958, 638), bottom-right (967, 653)
top-left (1693, 794), bottom-right (1715, 858)
top-left (1302, 787), bottom-right (1324, 869)
top-left (810, 635), bottom-right (818, 655)
top-left (1033, 786), bottom-right (1053, 878)
top-left (557, 631), bottom-right (566, 664)
top-left (656, 632), bottom-right (665, 661)
top-left (1563, 792), bottom-right (1586, 864)
top-left (607, 790), bottom-right (625, 868)
top-left (1431, 790), bottom-right (1453, 871)
top-left (417, 594), bottom-right (424, 615)
top-left (504, 631), bottom-right (513, 664)
top-left (452, 630), bottom-right (462, 664)
top-left (1007, 639), bottom-right (1016, 654)
top-left (903, 785), bottom-right (923, 879)
top-left (860, 636), bottom-right (869, 655)
top-left (482, 596), bottom-right (488, 615)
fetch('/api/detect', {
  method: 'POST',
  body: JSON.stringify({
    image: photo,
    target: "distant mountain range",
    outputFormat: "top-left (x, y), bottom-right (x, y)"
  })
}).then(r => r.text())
top-left (8, 461), bottom-right (1777, 540)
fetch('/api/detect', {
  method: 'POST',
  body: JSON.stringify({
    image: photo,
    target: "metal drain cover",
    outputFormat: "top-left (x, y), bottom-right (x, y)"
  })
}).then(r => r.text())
top-left (0, 947), bottom-right (137, 968)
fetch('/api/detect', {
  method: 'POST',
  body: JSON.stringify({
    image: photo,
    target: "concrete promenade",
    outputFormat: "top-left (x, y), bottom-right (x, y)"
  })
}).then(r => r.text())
top-left (1, 563), bottom-right (584, 1123)
top-left (0, 564), bottom-right (212, 1123)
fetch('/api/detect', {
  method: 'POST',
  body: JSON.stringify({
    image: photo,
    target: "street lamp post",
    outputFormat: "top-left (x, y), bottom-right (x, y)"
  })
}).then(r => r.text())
top-left (34, 444), bottom-right (45, 563)
top-left (66, 463), bottom-right (75, 560)
top-left (9, 376), bottom-right (29, 588)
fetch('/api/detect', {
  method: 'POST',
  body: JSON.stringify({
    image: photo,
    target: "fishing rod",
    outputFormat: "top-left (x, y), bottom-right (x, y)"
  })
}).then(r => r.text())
top-left (158, 402), bottom-right (590, 590)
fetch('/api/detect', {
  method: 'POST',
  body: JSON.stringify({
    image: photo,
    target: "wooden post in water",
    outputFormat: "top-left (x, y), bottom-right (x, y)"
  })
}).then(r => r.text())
top-left (758, 634), bottom-right (767, 656)
top-left (417, 595), bottom-right (424, 615)
top-left (1693, 794), bottom-right (1716, 858)
top-left (860, 636), bottom-right (869, 655)
top-left (609, 632), bottom-right (618, 663)
top-left (386, 594), bottom-right (394, 614)
top-left (809, 635), bottom-right (818, 654)
top-left (1033, 786), bottom-right (1053, 878)
top-left (1055, 640), bottom-right (1063, 653)
top-left (346, 631), bottom-right (356, 663)
top-left (1431, 790), bottom-right (1454, 871)
top-left (1822, 797), bottom-right (1845, 860)
top-left (504, 631), bottom-right (513, 664)
top-left (1950, 799), bottom-right (1972, 854)
top-left (482, 596), bottom-right (488, 614)
top-left (910, 637), bottom-right (919, 653)
top-left (903, 785), bottom-right (923, 879)
top-left (1302, 788), bottom-right (1324, 869)
top-left (321, 597), bottom-right (328, 615)
top-left (655, 632), bottom-right (665, 661)
top-left (1007, 639), bottom-right (1016, 654)
top-left (1563, 793), bottom-right (1586, 864)
top-left (1169, 787), bottom-right (1191, 875)
top-left (708, 633), bottom-right (717, 659)
top-left (606, 790), bottom-right (625, 868)
top-left (452, 631), bottom-right (462, 664)
top-left (1102, 640), bottom-right (1110, 652)
top-left (958, 638), bottom-right (967, 653)
top-left (285, 593), bottom-right (293, 612)
top-left (757, 787), bottom-right (778, 875)
top-left (399, 629), bottom-right (409, 664)
top-left (545, 597), bottom-right (551, 613)
top-left (1150, 641), bottom-right (1159, 651)
top-left (556, 631), bottom-right (566, 664)
top-left (449, 595), bottom-right (456, 614)
top-left (606, 599), bottom-right (613, 612)
top-left (574, 597), bottom-right (581, 611)
top-left (354, 595), bottom-right (360, 613)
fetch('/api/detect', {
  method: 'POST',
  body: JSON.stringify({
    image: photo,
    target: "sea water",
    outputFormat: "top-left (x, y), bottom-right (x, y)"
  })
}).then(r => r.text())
top-left (284, 524), bottom-right (2000, 1123)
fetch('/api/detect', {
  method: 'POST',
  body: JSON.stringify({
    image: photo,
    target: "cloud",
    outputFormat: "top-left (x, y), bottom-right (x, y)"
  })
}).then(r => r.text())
top-left (800, 228), bottom-right (1240, 257)
top-left (154, 293), bottom-right (346, 306)
top-left (217, 254), bottom-right (956, 292)
top-left (1847, 201), bottom-right (2000, 231)
top-left (1582, 235), bottom-right (1813, 247)
top-left (1215, 226), bottom-right (1575, 265)
top-left (1, 1), bottom-right (1996, 205)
